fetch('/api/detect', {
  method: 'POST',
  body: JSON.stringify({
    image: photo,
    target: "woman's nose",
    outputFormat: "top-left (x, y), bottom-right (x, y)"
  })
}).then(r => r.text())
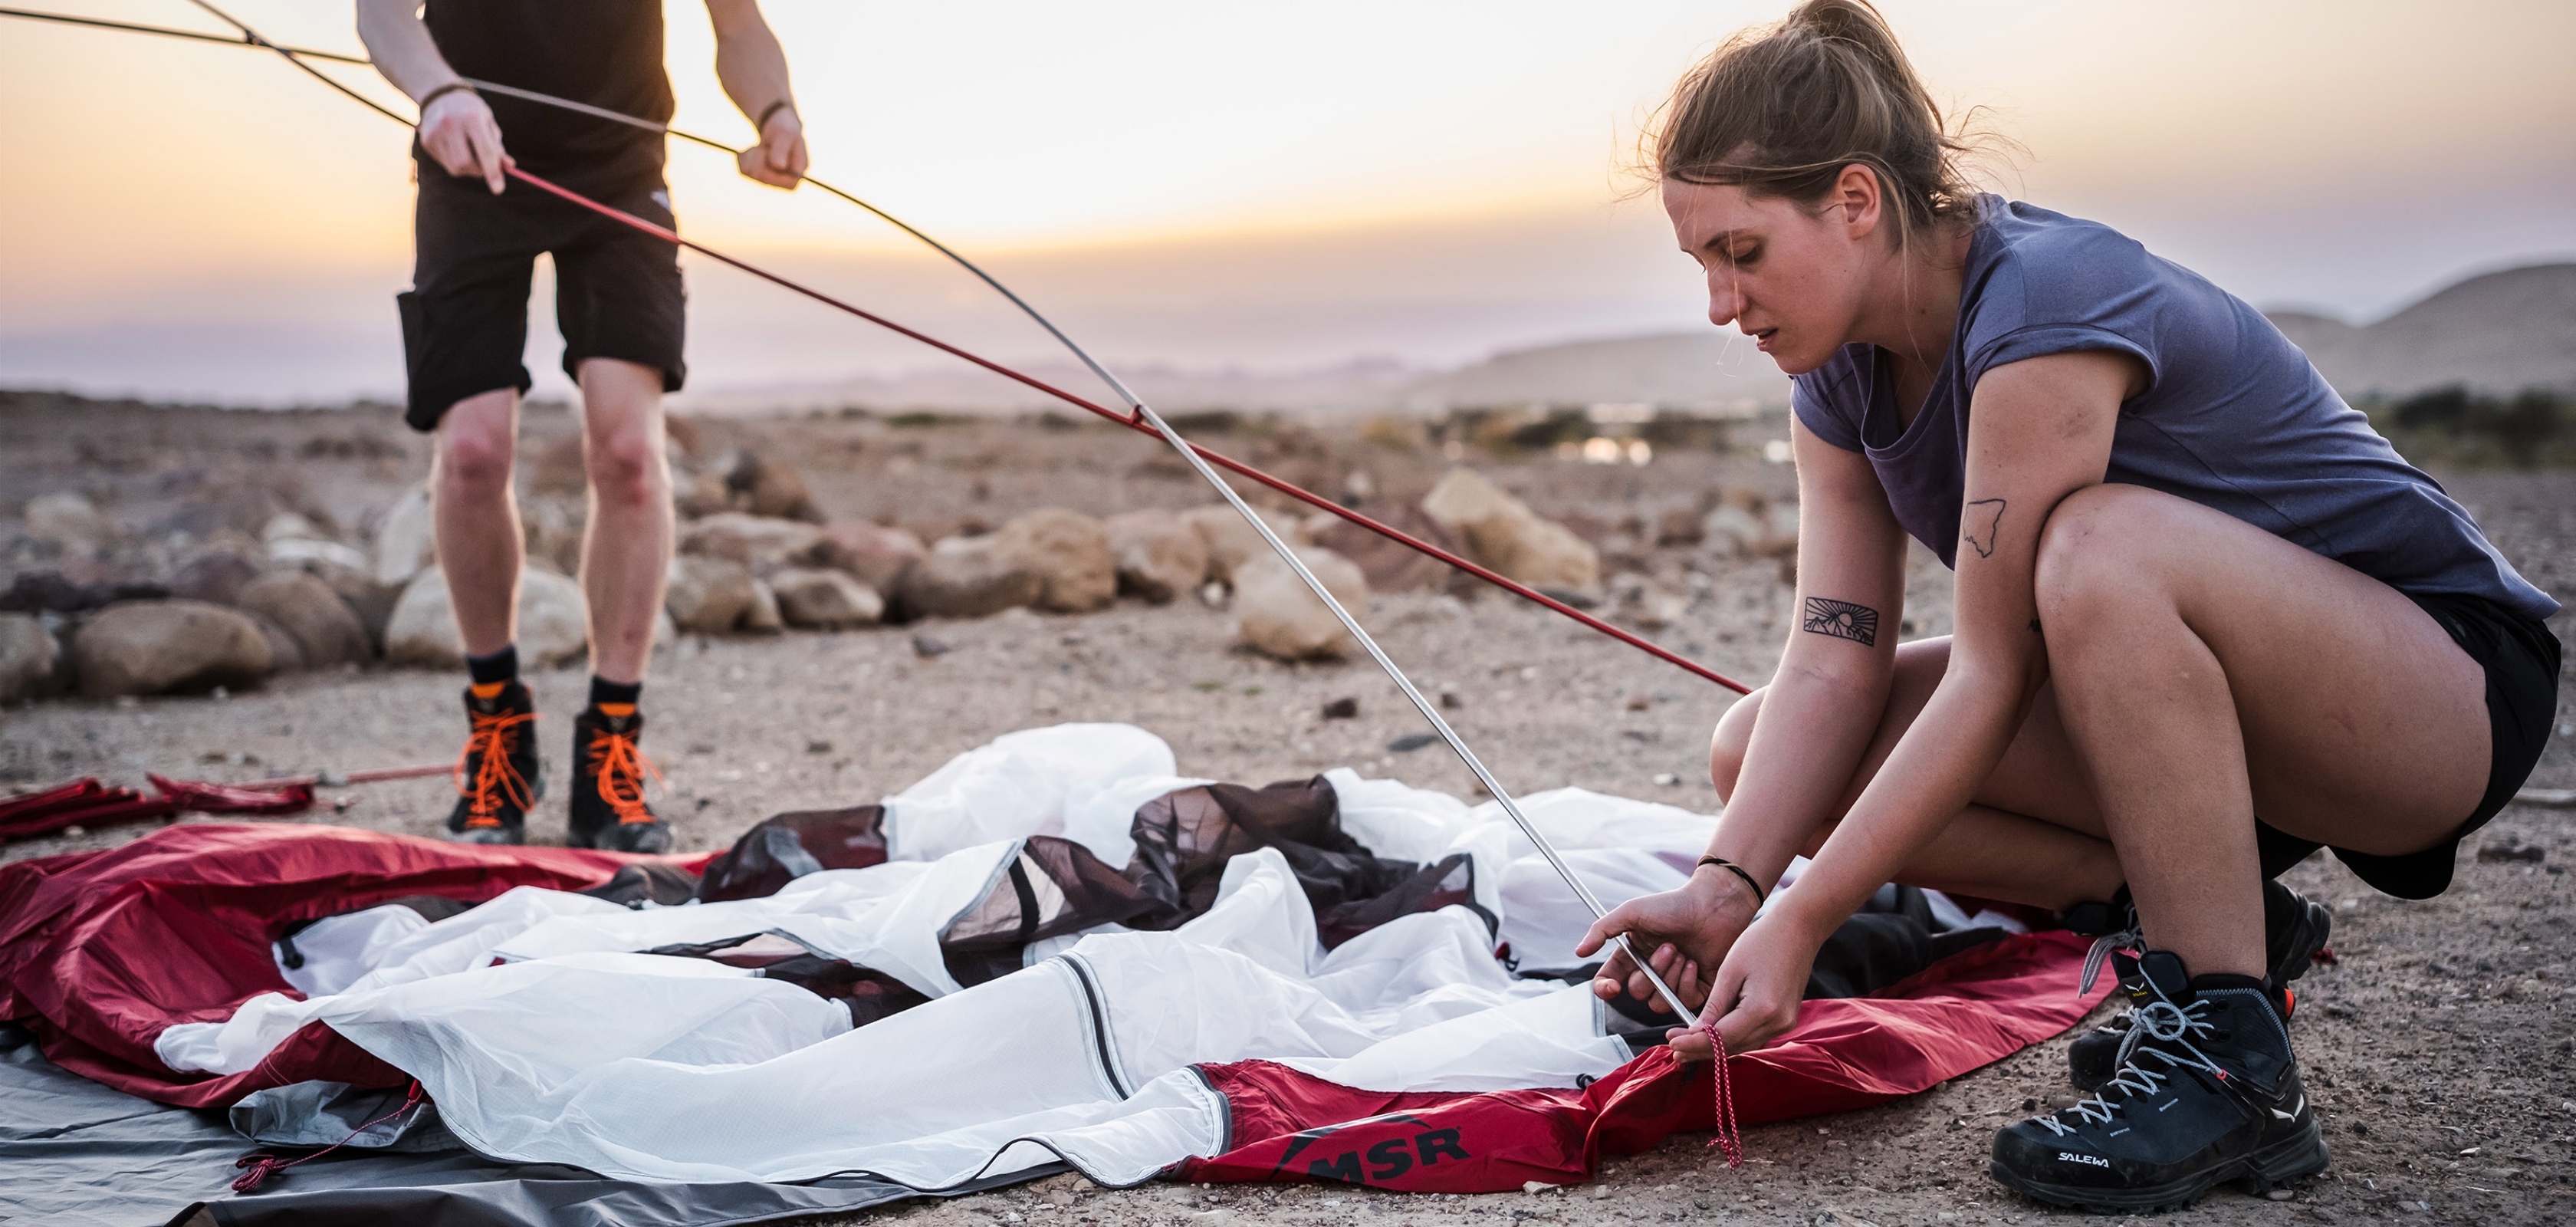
top-left (1706, 279), bottom-right (1742, 328)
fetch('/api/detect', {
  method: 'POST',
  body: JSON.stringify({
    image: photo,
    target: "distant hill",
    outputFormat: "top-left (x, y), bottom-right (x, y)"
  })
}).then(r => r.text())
top-left (2266, 263), bottom-right (2576, 401)
top-left (1398, 331), bottom-right (1792, 414)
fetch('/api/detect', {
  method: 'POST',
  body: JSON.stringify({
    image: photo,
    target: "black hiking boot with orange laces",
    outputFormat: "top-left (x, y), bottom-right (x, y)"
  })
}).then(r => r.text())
top-left (444, 681), bottom-right (543, 845)
top-left (568, 704), bottom-right (670, 854)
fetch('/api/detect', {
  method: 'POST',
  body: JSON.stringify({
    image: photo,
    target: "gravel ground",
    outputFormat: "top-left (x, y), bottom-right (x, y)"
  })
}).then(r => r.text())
top-left (2, 403), bottom-right (2571, 1225)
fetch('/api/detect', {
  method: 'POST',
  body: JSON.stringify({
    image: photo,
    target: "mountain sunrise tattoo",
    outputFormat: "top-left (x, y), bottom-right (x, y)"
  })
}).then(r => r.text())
top-left (1802, 597), bottom-right (1879, 646)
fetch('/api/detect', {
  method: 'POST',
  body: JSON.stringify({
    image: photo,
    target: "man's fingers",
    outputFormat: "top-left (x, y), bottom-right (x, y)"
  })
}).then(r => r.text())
top-left (471, 127), bottom-right (507, 195)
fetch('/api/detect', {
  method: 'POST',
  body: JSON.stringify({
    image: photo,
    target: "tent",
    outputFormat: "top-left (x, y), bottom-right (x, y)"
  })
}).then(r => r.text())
top-left (0, 724), bottom-right (2109, 1226)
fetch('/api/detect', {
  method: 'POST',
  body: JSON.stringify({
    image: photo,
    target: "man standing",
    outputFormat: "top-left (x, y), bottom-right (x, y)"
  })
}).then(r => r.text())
top-left (357, 0), bottom-right (809, 851)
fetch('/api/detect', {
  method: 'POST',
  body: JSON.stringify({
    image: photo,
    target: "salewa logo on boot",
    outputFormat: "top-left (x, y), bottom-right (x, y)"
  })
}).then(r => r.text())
top-left (2058, 1151), bottom-right (2111, 1168)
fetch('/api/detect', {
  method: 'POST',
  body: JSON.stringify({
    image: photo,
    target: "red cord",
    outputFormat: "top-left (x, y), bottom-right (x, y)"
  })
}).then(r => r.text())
top-left (498, 166), bottom-right (1753, 696)
top-left (1701, 1020), bottom-right (1743, 1167)
top-left (232, 1081), bottom-right (425, 1192)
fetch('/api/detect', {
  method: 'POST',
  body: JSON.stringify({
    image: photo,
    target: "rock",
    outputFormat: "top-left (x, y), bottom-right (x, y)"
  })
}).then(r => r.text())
top-left (1612, 574), bottom-right (1691, 630)
top-left (1654, 505), bottom-right (1705, 547)
top-left (896, 535), bottom-right (1042, 620)
top-left (70, 600), bottom-right (271, 697)
top-left (527, 433), bottom-right (589, 495)
top-left (236, 571), bottom-right (373, 668)
top-left (664, 556), bottom-right (761, 633)
top-left (267, 537), bottom-right (370, 572)
top-left (1303, 503), bottom-right (1468, 594)
top-left (1233, 547), bottom-right (1368, 661)
top-left (992, 508), bottom-right (1116, 613)
top-left (25, 492), bottom-right (114, 556)
top-left (1701, 505), bottom-right (1766, 558)
top-left (318, 570), bottom-right (403, 654)
top-left (165, 549), bottom-right (264, 607)
top-left (674, 469), bottom-right (731, 518)
top-left (815, 521), bottom-right (926, 590)
top-left (521, 496), bottom-right (586, 576)
top-left (373, 483), bottom-right (438, 587)
top-left (678, 512), bottom-right (825, 574)
top-left (384, 567), bottom-right (589, 668)
top-left (1320, 696), bottom-right (1359, 719)
top-left (1182, 504), bottom-right (1309, 585)
top-left (0, 571), bottom-right (90, 614)
top-left (1419, 469), bottom-right (1599, 596)
top-left (743, 577), bottom-right (784, 633)
top-left (1105, 510), bottom-right (1208, 604)
top-left (259, 512), bottom-right (324, 546)
top-left (769, 567), bottom-right (882, 629)
top-left (749, 461), bottom-right (818, 522)
top-left (0, 614), bottom-right (60, 701)
top-left (249, 613), bottom-right (307, 673)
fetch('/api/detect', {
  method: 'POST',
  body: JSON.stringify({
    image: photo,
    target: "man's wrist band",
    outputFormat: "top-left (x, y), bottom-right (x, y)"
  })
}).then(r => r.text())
top-left (756, 100), bottom-right (795, 131)
top-left (419, 81), bottom-right (477, 110)
top-left (1696, 856), bottom-right (1768, 906)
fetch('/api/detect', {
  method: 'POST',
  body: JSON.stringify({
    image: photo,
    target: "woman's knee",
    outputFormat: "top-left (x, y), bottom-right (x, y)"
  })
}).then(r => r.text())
top-left (1709, 686), bottom-right (1764, 802)
top-left (2034, 485), bottom-right (2183, 628)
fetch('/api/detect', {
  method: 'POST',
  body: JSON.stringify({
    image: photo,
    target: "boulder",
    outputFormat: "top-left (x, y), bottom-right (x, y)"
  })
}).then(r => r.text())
top-left (815, 521), bottom-right (926, 591)
top-left (744, 577), bottom-right (785, 633)
top-left (384, 567), bottom-right (589, 669)
top-left (673, 469), bottom-right (731, 519)
top-left (991, 508), bottom-right (1116, 613)
top-left (1303, 504), bottom-right (1467, 594)
top-left (1234, 547), bottom-right (1370, 661)
top-left (1700, 501), bottom-right (1798, 559)
top-left (319, 570), bottom-right (404, 654)
top-left (896, 535), bottom-right (1041, 620)
top-left (373, 483), bottom-right (438, 587)
top-left (250, 613), bottom-right (307, 673)
top-left (267, 537), bottom-right (370, 572)
top-left (1420, 469), bottom-right (1600, 596)
top-left (1654, 505), bottom-right (1706, 548)
top-left (521, 496), bottom-right (586, 576)
top-left (166, 548), bottom-right (264, 607)
top-left (748, 461), bottom-right (818, 522)
top-left (25, 492), bottom-right (115, 556)
top-left (71, 600), bottom-right (271, 697)
top-left (770, 567), bottom-right (882, 629)
top-left (1104, 509), bottom-right (1208, 604)
top-left (259, 512), bottom-right (324, 547)
top-left (237, 571), bottom-right (373, 668)
top-left (664, 555), bottom-right (761, 633)
top-left (678, 512), bottom-right (824, 574)
top-left (0, 614), bottom-right (60, 702)
top-left (1181, 503), bottom-right (1310, 585)
top-left (527, 433), bottom-right (589, 496)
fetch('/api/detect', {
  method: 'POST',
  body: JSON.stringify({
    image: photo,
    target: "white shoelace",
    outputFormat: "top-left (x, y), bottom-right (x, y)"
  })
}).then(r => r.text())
top-left (2036, 987), bottom-right (2226, 1138)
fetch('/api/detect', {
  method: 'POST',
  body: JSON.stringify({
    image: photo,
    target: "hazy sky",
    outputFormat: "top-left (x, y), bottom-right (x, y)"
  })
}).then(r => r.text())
top-left (2, 0), bottom-right (2570, 403)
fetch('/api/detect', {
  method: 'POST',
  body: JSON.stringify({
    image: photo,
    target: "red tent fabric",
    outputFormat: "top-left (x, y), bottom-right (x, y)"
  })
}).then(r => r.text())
top-left (0, 822), bottom-right (702, 1107)
top-left (1181, 933), bottom-right (2108, 1191)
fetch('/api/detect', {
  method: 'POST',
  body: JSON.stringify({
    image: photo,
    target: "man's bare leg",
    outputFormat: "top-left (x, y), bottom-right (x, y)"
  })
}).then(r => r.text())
top-left (574, 357), bottom-right (672, 684)
top-left (433, 389), bottom-right (524, 653)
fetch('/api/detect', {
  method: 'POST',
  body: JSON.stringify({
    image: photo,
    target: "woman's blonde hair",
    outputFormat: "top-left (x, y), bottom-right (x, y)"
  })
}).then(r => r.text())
top-left (1648, 0), bottom-right (1997, 248)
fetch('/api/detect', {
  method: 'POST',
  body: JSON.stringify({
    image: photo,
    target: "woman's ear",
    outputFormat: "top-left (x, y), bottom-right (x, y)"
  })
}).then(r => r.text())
top-left (1834, 163), bottom-right (1884, 240)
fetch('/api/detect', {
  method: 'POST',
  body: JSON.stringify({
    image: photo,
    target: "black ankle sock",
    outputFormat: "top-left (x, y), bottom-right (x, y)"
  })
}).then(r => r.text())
top-left (588, 676), bottom-right (642, 709)
top-left (465, 645), bottom-right (520, 686)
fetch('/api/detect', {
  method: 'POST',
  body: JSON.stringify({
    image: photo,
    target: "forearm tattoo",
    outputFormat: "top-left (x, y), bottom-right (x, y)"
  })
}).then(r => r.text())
top-left (1802, 597), bottom-right (1880, 646)
top-left (1963, 498), bottom-right (2007, 559)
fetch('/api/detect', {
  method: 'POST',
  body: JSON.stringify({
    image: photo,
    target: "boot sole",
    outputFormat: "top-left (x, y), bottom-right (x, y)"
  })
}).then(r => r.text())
top-left (1989, 1123), bottom-right (2329, 1213)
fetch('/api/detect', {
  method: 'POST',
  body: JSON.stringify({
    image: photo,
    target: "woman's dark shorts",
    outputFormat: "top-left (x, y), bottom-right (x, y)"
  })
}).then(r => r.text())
top-left (2256, 590), bottom-right (2562, 899)
top-left (397, 168), bottom-right (686, 432)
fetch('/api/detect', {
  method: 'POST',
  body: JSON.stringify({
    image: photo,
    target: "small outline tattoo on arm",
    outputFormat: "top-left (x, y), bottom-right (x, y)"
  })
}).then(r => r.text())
top-left (1802, 597), bottom-right (1880, 646)
top-left (1963, 498), bottom-right (2008, 559)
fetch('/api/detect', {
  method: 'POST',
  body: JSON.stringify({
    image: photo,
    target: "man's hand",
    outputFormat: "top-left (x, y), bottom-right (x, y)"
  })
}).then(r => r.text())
top-left (737, 105), bottom-right (807, 189)
top-left (1574, 867), bottom-right (1761, 1025)
top-left (419, 87), bottom-right (512, 195)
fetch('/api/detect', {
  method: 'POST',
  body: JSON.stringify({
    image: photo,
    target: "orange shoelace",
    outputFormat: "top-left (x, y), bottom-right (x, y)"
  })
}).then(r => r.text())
top-left (452, 709), bottom-right (538, 828)
top-left (587, 725), bottom-right (664, 825)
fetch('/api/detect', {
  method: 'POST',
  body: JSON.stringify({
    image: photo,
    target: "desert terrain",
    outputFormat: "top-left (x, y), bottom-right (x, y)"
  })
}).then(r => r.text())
top-left (1, 392), bottom-right (2571, 1226)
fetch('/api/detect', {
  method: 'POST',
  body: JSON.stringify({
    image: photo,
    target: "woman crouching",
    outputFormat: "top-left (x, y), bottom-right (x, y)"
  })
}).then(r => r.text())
top-left (1576, 0), bottom-right (2558, 1212)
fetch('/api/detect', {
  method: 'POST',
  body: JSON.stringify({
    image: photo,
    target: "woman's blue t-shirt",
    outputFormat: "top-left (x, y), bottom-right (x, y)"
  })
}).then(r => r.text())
top-left (1791, 196), bottom-right (2556, 622)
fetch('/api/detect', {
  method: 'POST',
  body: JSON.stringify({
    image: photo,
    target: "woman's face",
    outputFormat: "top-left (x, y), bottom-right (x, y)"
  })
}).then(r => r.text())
top-left (1661, 178), bottom-right (1875, 377)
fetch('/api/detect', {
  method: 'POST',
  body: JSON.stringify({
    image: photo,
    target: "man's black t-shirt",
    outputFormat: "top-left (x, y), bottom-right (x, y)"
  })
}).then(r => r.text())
top-left (422, 0), bottom-right (673, 192)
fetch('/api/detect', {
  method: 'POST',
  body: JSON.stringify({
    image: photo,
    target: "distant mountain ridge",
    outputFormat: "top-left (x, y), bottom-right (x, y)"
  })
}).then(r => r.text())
top-left (2266, 263), bottom-right (2576, 401)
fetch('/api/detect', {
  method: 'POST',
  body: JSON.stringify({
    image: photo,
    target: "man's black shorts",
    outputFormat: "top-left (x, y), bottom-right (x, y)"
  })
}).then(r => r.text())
top-left (2257, 590), bottom-right (2563, 899)
top-left (398, 168), bottom-right (686, 432)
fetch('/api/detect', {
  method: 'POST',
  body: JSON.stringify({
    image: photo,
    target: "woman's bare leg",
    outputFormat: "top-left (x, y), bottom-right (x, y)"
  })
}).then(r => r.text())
top-left (2034, 484), bottom-right (2488, 979)
top-left (1712, 637), bottom-right (2124, 910)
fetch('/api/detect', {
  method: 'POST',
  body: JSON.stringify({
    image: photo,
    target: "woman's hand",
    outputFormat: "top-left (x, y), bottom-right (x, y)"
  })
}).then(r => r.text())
top-left (1575, 867), bottom-right (1761, 1021)
top-left (1664, 909), bottom-right (1824, 1060)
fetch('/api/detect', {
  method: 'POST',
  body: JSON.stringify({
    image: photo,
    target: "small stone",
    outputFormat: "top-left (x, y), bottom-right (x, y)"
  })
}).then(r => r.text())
top-left (2350, 1121), bottom-right (2368, 1135)
top-left (910, 634), bottom-right (950, 659)
top-left (1388, 732), bottom-right (1440, 753)
top-left (807, 740), bottom-right (833, 754)
top-left (741, 578), bottom-right (784, 633)
top-left (992, 508), bottom-right (1117, 613)
top-left (1592, 1186), bottom-right (1611, 1200)
top-left (2264, 1188), bottom-right (2295, 1200)
top-left (1233, 547), bottom-right (1368, 661)
top-left (1626, 696), bottom-right (1651, 711)
top-left (1653, 772), bottom-right (1681, 787)
top-left (1320, 696), bottom-right (1359, 720)
top-left (768, 567), bottom-right (883, 629)
top-left (1106, 509), bottom-right (1211, 604)
top-left (25, 491), bottom-right (116, 555)
top-left (62, 824), bottom-right (86, 838)
top-left (665, 556), bottom-right (761, 633)
top-left (0, 614), bottom-right (61, 702)
top-left (2308, 1207), bottom-right (2340, 1223)
top-left (1440, 690), bottom-right (1463, 709)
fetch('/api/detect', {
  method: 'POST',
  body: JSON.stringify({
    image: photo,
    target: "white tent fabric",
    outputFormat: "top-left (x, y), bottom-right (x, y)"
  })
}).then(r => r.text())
top-left (154, 724), bottom-right (1727, 1188)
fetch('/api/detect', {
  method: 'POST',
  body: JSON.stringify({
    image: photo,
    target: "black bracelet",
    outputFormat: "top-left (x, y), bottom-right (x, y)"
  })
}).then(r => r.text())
top-left (756, 100), bottom-right (794, 131)
top-left (418, 81), bottom-right (478, 111)
top-left (1696, 856), bottom-right (1768, 906)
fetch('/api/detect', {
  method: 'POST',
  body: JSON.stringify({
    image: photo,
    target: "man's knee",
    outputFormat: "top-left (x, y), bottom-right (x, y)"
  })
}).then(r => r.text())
top-left (1709, 686), bottom-right (1765, 803)
top-left (584, 422), bottom-right (669, 509)
top-left (435, 401), bottom-right (518, 495)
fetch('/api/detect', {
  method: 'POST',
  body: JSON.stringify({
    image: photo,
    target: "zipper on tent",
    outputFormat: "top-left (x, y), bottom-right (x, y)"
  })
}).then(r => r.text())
top-left (1058, 952), bottom-right (1132, 1098)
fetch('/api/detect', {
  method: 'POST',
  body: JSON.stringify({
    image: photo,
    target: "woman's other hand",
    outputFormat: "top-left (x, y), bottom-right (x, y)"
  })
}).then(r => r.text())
top-left (1666, 910), bottom-right (1823, 1059)
top-left (1574, 867), bottom-right (1761, 1023)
